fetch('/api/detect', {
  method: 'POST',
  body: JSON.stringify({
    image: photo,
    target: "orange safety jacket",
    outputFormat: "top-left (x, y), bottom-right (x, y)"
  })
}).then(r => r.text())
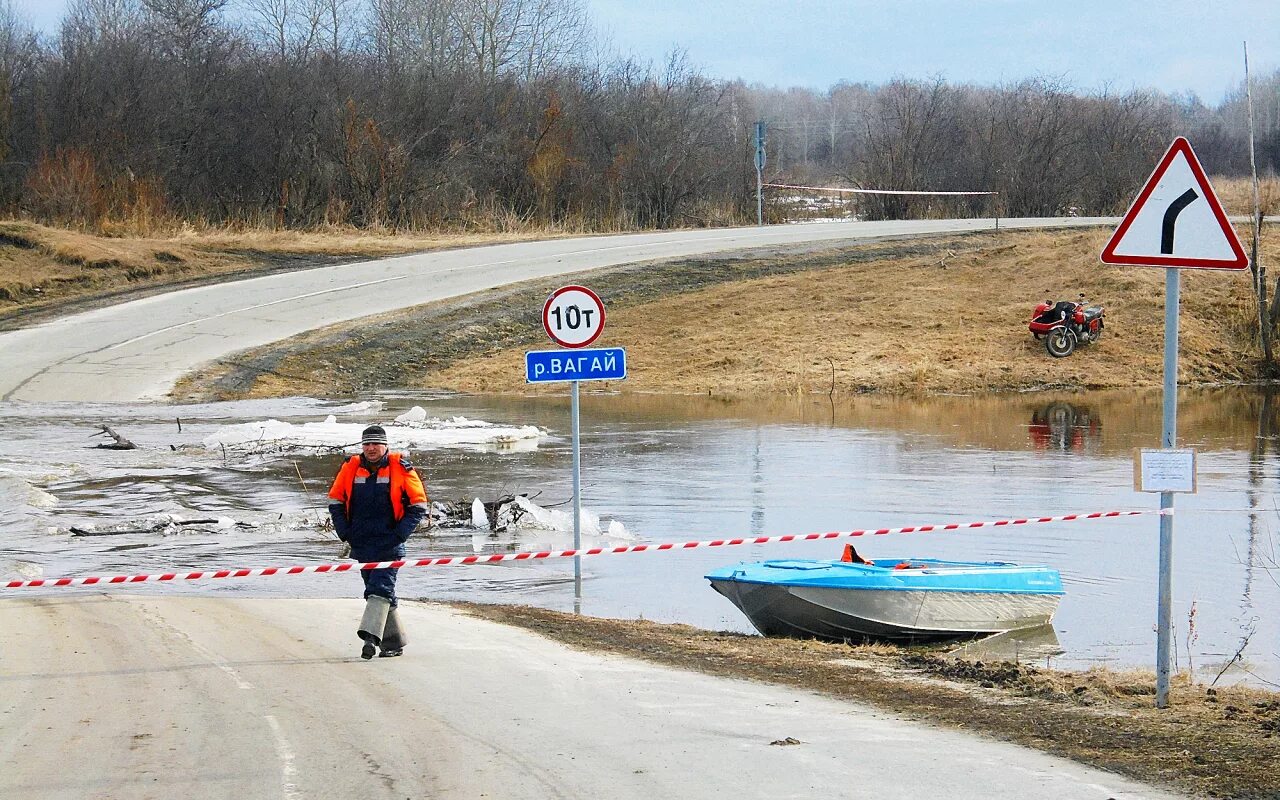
top-left (328, 453), bottom-right (428, 523)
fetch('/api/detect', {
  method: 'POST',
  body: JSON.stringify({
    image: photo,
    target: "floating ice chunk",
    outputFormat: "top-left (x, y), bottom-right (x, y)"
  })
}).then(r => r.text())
top-left (327, 400), bottom-right (381, 414)
top-left (395, 406), bottom-right (428, 424)
top-left (503, 496), bottom-right (627, 539)
top-left (511, 495), bottom-right (567, 530)
top-left (471, 498), bottom-right (488, 528)
top-left (26, 485), bottom-right (57, 509)
top-left (0, 474), bottom-right (59, 510)
top-left (576, 507), bottom-right (602, 537)
top-left (201, 416), bottom-right (546, 455)
top-left (607, 519), bottom-right (631, 539)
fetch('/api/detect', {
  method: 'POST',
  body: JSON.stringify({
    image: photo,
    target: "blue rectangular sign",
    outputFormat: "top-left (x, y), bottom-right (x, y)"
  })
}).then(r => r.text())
top-left (526, 347), bottom-right (626, 383)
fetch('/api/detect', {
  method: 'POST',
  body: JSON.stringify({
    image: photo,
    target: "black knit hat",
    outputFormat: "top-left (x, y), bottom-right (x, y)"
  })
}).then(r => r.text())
top-left (361, 425), bottom-right (388, 445)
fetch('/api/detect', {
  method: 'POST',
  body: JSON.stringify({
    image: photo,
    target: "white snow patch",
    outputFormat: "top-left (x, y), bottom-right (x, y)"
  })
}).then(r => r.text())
top-left (470, 498), bottom-right (488, 528)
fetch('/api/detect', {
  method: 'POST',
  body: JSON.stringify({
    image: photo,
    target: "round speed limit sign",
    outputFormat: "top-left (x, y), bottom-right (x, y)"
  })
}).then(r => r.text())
top-left (542, 285), bottom-right (605, 348)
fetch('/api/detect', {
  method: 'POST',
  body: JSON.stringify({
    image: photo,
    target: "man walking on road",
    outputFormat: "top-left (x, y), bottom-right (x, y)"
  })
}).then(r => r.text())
top-left (328, 424), bottom-right (429, 659)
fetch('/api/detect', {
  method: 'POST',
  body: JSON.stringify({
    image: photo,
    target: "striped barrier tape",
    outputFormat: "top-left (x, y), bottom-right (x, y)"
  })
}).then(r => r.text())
top-left (4, 509), bottom-right (1161, 590)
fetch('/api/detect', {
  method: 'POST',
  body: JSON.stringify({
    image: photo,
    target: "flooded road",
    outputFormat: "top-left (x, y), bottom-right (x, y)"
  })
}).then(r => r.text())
top-left (2, 388), bottom-right (1277, 686)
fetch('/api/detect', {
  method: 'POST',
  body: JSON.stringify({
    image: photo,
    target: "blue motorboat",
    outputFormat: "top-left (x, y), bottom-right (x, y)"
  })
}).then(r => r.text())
top-left (706, 550), bottom-right (1064, 643)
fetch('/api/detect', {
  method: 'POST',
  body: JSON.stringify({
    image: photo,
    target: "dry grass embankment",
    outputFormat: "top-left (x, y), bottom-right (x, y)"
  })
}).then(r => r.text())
top-left (4, 217), bottom-right (1277, 399)
top-left (1213, 176), bottom-right (1280, 217)
top-left (424, 226), bottom-right (1278, 396)
top-left (460, 603), bottom-right (1280, 800)
top-left (174, 224), bottom-right (1280, 400)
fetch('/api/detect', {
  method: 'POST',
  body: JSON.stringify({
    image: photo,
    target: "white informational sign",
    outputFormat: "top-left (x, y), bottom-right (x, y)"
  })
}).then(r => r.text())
top-left (1101, 137), bottom-right (1248, 270)
top-left (1133, 448), bottom-right (1197, 493)
top-left (542, 285), bottom-right (606, 348)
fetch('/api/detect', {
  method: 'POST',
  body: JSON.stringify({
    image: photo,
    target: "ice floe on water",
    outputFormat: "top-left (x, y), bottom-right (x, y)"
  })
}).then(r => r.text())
top-left (501, 495), bottom-right (630, 539)
top-left (0, 473), bottom-right (59, 509)
top-left (63, 513), bottom-right (258, 537)
top-left (201, 407), bottom-right (546, 455)
top-left (49, 496), bottom-right (628, 544)
top-left (470, 497), bottom-right (488, 528)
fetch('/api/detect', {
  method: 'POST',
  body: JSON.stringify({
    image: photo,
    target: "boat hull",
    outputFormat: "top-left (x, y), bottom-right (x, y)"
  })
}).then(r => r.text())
top-left (706, 558), bottom-right (1063, 644)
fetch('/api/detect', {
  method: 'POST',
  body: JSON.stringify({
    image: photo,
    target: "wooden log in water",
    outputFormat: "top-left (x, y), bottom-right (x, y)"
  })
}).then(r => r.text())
top-left (92, 425), bottom-right (136, 450)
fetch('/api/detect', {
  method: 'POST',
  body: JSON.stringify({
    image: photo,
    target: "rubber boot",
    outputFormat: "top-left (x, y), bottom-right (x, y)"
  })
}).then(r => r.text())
top-left (358, 596), bottom-right (391, 659)
top-left (379, 607), bottom-right (407, 656)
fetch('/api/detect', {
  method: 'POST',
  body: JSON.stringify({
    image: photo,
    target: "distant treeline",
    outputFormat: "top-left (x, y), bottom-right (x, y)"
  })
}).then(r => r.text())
top-left (0, 0), bottom-right (1275, 231)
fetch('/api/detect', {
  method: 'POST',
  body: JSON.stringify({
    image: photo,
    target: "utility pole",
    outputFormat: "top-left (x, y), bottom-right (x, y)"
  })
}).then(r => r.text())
top-left (754, 121), bottom-right (766, 226)
top-left (1245, 43), bottom-right (1270, 349)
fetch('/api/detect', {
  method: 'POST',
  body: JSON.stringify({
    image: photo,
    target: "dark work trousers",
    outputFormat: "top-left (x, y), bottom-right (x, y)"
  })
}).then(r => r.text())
top-left (359, 557), bottom-right (402, 607)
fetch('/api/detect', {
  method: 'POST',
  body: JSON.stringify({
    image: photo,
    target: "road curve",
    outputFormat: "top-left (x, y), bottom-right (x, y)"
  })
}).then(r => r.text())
top-left (0, 596), bottom-right (1180, 800)
top-left (0, 218), bottom-right (1110, 403)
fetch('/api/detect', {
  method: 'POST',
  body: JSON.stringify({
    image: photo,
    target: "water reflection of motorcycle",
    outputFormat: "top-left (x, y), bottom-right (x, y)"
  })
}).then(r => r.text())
top-left (1029, 403), bottom-right (1102, 452)
top-left (1029, 293), bottom-right (1105, 358)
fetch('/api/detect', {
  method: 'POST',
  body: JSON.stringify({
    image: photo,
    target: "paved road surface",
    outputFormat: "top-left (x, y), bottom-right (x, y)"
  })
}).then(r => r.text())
top-left (0, 596), bottom-right (1184, 799)
top-left (0, 218), bottom-right (1110, 403)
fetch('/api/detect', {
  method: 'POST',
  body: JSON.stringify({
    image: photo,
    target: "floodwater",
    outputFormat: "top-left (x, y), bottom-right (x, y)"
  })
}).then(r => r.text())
top-left (2, 387), bottom-right (1278, 687)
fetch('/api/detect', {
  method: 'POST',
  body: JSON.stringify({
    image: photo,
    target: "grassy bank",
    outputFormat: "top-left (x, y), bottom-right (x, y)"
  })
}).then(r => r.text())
top-left (175, 224), bottom-right (1280, 401)
top-left (1, 217), bottom-right (1275, 398)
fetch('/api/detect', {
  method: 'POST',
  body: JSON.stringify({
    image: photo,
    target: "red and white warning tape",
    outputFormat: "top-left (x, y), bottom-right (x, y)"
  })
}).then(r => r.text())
top-left (3, 510), bottom-right (1160, 590)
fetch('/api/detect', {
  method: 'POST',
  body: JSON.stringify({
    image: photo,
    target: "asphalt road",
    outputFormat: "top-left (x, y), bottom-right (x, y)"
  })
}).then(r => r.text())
top-left (0, 596), bottom-right (1184, 800)
top-left (0, 218), bottom-right (1110, 403)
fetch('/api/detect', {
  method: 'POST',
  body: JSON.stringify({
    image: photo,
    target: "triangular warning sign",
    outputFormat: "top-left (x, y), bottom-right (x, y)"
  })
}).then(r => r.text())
top-left (1100, 137), bottom-right (1249, 270)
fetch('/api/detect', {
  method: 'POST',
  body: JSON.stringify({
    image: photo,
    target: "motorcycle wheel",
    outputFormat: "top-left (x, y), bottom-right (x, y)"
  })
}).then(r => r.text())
top-left (1045, 327), bottom-right (1076, 358)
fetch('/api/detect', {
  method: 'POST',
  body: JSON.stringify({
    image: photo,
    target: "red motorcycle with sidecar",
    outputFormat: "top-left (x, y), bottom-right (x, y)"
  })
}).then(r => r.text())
top-left (1028, 294), bottom-right (1105, 358)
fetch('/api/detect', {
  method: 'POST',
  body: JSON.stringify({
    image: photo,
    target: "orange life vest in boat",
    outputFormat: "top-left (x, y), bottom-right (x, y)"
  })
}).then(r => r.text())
top-left (840, 544), bottom-right (875, 565)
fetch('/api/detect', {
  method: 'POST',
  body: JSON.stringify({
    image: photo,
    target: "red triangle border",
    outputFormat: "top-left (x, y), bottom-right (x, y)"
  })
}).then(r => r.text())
top-left (1100, 137), bottom-right (1249, 270)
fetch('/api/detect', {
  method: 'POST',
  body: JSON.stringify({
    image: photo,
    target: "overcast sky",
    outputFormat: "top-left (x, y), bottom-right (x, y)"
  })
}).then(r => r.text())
top-left (11, 0), bottom-right (1278, 102)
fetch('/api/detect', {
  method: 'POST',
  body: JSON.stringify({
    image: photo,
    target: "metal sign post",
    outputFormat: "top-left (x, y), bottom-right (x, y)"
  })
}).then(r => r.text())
top-left (1101, 137), bottom-right (1249, 707)
top-left (1156, 268), bottom-right (1180, 706)
top-left (570, 378), bottom-right (581, 597)
top-left (529, 286), bottom-right (623, 611)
